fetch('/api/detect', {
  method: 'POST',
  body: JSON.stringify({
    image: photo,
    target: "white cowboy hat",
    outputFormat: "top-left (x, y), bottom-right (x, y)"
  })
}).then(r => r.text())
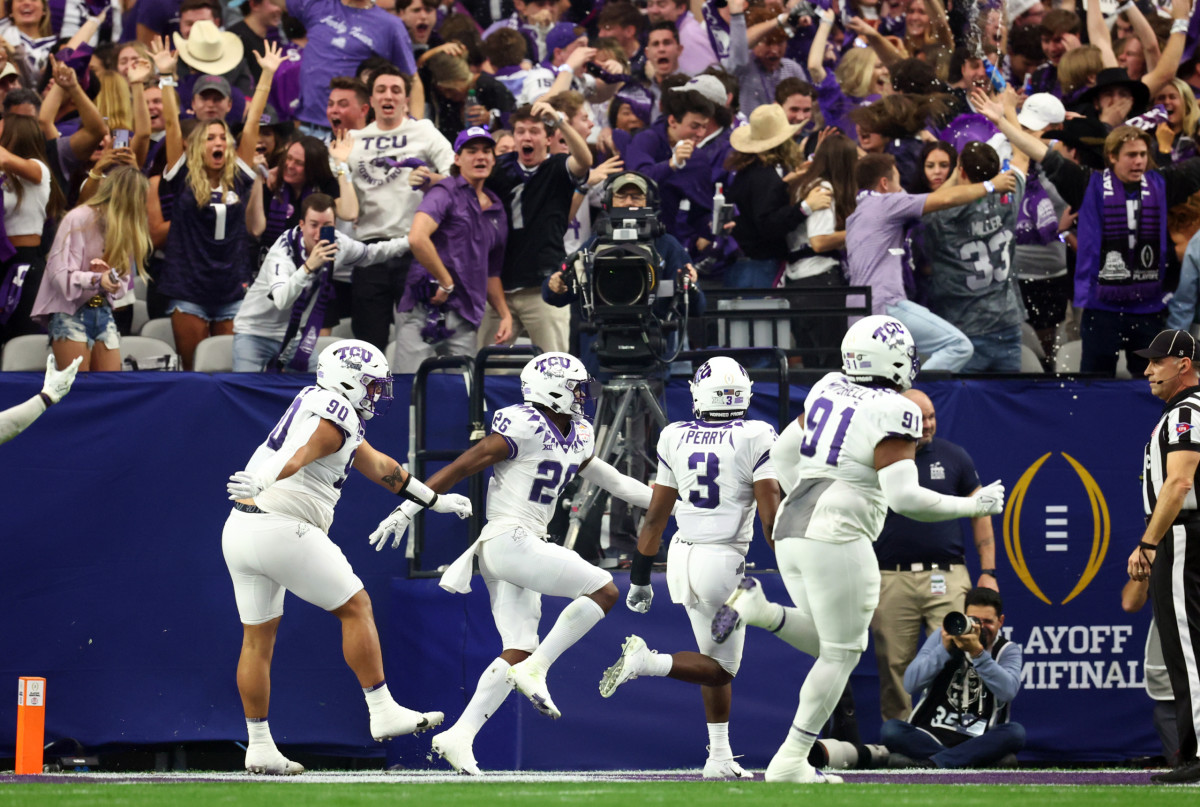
top-left (174, 20), bottom-right (244, 78)
top-left (729, 103), bottom-right (800, 154)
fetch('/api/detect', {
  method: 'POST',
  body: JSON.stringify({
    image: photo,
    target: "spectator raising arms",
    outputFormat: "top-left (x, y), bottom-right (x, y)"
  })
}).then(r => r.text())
top-left (0, 113), bottom-right (65, 343)
top-left (31, 167), bottom-right (153, 372)
top-left (152, 37), bottom-right (283, 371)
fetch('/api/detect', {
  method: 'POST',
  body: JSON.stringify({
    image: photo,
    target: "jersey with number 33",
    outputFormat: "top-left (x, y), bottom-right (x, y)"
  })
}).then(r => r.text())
top-left (654, 419), bottom-right (777, 555)
top-left (484, 403), bottom-right (595, 537)
top-left (247, 386), bottom-right (365, 532)
top-left (789, 372), bottom-right (922, 543)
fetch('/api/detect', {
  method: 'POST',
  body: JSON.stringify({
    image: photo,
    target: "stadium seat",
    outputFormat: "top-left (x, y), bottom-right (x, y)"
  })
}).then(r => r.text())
top-left (139, 317), bottom-right (176, 349)
top-left (120, 335), bottom-right (179, 371)
top-left (1019, 344), bottom-right (1044, 373)
top-left (1, 334), bottom-right (51, 371)
top-left (1115, 351), bottom-right (1132, 380)
top-left (315, 335), bottom-right (341, 356)
top-left (192, 334), bottom-right (235, 372)
top-left (1020, 321), bottom-right (1044, 359)
top-left (1054, 340), bottom-right (1082, 373)
top-left (129, 299), bottom-right (149, 335)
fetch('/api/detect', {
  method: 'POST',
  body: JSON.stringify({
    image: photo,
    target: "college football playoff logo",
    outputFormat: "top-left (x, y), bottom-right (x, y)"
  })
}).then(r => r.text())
top-left (1003, 452), bottom-right (1111, 605)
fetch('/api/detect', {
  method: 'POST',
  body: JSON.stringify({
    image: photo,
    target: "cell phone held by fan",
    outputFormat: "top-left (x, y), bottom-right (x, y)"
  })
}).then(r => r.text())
top-left (319, 225), bottom-right (336, 246)
top-left (112, 128), bottom-right (131, 150)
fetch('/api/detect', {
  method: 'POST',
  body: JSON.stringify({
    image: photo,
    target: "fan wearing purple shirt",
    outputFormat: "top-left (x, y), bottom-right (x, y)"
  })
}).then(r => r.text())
top-left (277, 0), bottom-right (417, 134)
top-left (393, 127), bottom-right (511, 373)
top-left (845, 153), bottom-right (1017, 372)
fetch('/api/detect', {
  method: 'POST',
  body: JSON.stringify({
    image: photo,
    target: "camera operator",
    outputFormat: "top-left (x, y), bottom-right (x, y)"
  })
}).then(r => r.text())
top-left (542, 171), bottom-right (700, 563)
top-left (542, 171), bottom-right (701, 380)
top-left (880, 587), bottom-right (1026, 769)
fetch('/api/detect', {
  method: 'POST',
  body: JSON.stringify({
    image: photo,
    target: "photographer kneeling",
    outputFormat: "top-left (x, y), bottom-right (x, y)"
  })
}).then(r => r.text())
top-left (881, 587), bottom-right (1025, 769)
top-left (542, 171), bottom-right (702, 380)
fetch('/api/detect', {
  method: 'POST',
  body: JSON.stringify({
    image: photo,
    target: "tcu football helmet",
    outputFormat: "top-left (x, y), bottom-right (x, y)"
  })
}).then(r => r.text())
top-left (690, 356), bottom-right (751, 420)
top-left (316, 339), bottom-right (393, 419)
top-left (521, 352), bottom-right (596, 416)
top-left (841, 315), bottom-right (919, 391)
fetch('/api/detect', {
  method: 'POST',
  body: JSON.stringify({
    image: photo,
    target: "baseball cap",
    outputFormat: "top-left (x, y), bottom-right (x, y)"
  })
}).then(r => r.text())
top-left (194, 74), bottom-right (232, 99)
top-left (0, 63), bottom-right (17, 81)
top-left (670, 74), bottom-right (727, 108)
top-left (453, 125), bottom-right (495, 153)
top-left (1017, 93), bottom-right (1065, 131)
top-left (546, 23), bottom-right (583, 55)
top-left (1135, 329), bottom-right (1197, 360)
top-left (610, 172), bottom-right (649, 196)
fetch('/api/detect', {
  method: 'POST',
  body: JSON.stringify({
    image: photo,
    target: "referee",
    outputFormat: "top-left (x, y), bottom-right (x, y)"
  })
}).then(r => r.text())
top-left (1129, 329), bottom-right (1200, 784)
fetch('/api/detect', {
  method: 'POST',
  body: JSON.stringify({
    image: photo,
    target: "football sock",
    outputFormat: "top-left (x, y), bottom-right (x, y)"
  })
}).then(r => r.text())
top-left (708, 722), bottom-right (732, 760)
top-left (457, 658), bottom-right (512, 736)
top-left (362, 681), bottom-right (394, 717)
top-left (771, 607), bottom-right (820, 656)
top-left (644, 651), bottom-right (673, 677)
top-left (246, 718), bottom-right (274, 747)
top-left (529, 596), bottom-right (605, 669)
top-left (788, 646), bottom-right (860, 759)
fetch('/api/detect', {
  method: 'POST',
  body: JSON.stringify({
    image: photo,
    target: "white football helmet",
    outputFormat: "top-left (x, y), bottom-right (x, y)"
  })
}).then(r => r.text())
top-left (690, 356), bottom-right (752, 421)
top-left (316, 339), bottom-right (393, 419)
top-left (521, 352), bottom-right (596, 416)
top-left (841, 315), bottom-right (919, 390)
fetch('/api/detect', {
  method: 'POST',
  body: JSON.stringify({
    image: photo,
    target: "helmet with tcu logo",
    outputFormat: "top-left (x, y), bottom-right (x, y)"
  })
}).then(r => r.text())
top-left (316, 339), bottom-right (393, 419)
top-left (690, 356), bottom-right (752, 421)
top-left (841, 315), bottom-right (919, 390)
top-left (520, 352), bottom-right (596, 416)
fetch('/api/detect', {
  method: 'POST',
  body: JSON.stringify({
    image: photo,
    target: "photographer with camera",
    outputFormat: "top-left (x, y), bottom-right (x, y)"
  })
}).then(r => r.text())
top-left (880, 587), bottom-right (1025, 769)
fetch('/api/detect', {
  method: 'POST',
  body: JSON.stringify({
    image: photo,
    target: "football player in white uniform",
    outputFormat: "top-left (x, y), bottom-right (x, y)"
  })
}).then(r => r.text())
top-left (222, 339), bottom-right (472, 775)
top-left (369, 351), bottom-right (664, 775)
top-left (597, 356), bottom-right (779, 780)
top-left (709, 316), bottom-right (1006, 783)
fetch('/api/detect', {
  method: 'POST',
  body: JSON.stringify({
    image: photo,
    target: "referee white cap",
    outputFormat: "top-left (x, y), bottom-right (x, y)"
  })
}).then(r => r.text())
top-left (1134, 329), bottom-right (1197, 360)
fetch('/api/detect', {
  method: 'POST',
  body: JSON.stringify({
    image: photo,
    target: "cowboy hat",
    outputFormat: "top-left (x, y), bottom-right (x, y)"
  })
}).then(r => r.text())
top-left (174, 20), bottom-right (244, 78)
top-left (730, 104), bottom-right (800, 154)
top-left (1080, 68), bottom-right (1150, 116)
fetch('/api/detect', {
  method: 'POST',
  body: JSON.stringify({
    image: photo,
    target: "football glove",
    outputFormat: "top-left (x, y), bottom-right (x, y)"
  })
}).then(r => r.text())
top-left (42, 355), bottom-right (82, 403)
top-left (971, 480), bottom-right (1005, 517)
top-left (369, 504), bottom-right (417, 551)
top-left (430, 492), bottom-right (472, 519)
top-left (626, 583), bottom-right (653, 614)
top-left (227, 470), bottom-right (270, 501)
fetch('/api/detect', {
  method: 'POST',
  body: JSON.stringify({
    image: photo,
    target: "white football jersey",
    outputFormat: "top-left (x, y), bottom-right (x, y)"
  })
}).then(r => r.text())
top-left (482, 403), bottom-right (595, 538)
top-left (654, 419), bottom-right (778, 554)
top-left (782, 372), bottom-right (922, 543)
top-left (248, 386), bottom-right (365, 533)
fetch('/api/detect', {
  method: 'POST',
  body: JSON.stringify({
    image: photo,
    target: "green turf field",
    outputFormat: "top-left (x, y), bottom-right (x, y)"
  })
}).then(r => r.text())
top-left (2, 782), bottom-right (1199, 807)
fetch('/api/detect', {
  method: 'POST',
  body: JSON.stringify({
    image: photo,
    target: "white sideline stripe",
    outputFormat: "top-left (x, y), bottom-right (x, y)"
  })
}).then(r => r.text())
top-left (1046, 545), bottom-right (1069, 552)
top-left (1171, 525), bottom-right (1200, 745)
top-left (1045, 519), bottom-right (1068, 526)
top-left (1045, 506), bottom-right (1068, 512)
top-left (1046, 532), bottom-right (1069, 538)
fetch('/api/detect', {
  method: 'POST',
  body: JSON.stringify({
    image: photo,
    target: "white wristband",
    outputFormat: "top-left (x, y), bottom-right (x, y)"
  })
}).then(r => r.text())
top-left (1172, 18), bottom-right (1189, 34)
top-left (801, 200), bottom-right (814, 216)
top-left (398, 473), bottom-right (439, 508)
top-left (559, 63), bottom-right (574, 75)
top-left (983, 180), bottom-right (996, 194)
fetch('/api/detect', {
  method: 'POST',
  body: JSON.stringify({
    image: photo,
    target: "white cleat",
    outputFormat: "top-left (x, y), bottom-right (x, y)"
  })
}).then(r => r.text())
top-left (703, 756), bottom-right (753, 779)
top-left (244, 745), bottom-right (305, 775)
top-left (369, 702), bottom-right (444, 741)
top-left (599, 635), bottom-right (653, 698)
top-left (431, 727), bottom-right (482, 775)
top-left (507, 659), bottom-right (561, 719)
top-left (765, 753), bottom-right (843, 784)
top-left (711, 576), bottom-right (775, 644)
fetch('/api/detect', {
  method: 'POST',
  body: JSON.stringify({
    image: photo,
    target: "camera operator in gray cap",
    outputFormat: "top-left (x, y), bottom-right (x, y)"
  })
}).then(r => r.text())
top-left (880, 587), bottom-right (1026, 769)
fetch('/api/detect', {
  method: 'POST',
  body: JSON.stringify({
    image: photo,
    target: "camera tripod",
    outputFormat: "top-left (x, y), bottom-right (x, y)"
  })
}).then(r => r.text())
top-left (564, 374), bottom-right (670, 553)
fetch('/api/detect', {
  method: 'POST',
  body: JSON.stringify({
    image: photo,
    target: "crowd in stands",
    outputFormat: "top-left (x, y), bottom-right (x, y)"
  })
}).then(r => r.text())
top-left (1, 0), bottom-right (1199, 376)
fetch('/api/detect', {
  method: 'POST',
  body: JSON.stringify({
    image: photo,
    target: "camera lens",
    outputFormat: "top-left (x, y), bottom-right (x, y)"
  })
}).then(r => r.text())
top-left (942, 611), bottom-right (970, 636)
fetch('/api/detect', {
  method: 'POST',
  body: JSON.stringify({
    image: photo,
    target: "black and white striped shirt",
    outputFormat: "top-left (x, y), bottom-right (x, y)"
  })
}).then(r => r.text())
top-left (1143, 387), bottom-right (1200, 517)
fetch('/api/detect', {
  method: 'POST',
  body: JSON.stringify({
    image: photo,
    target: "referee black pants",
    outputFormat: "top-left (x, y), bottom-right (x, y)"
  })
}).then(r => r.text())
top-left (1150, 522), bottom-right (1200, 763)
